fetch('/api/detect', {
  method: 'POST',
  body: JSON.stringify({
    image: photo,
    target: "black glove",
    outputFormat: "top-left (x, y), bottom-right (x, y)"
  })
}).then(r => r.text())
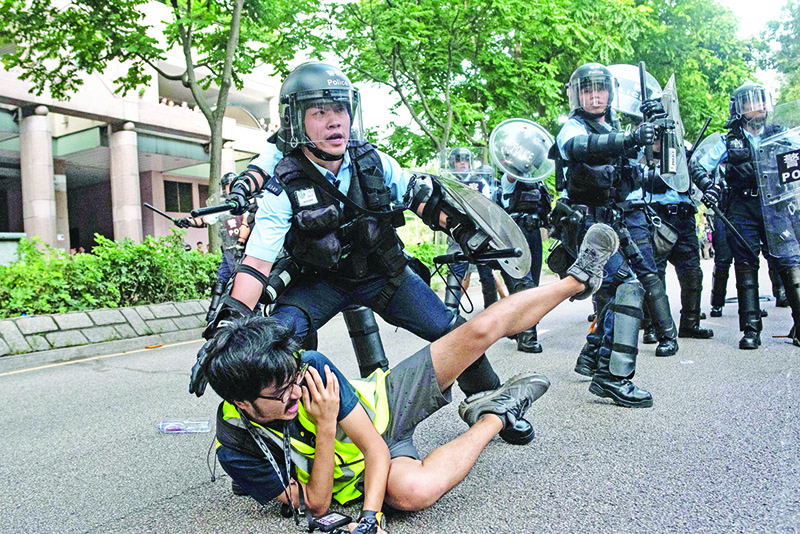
top-left (452, 223), bottom-right (491, 262)
top-left (233, 241), bottom-right (246, 262)
top-left (189, 336), bottom-right (217, 397)
top-left (701, 183), bottom-right (722, 207)
top-left (640, 99), bottom-right (664, 119)
top-left (227, 181), bottom-right (250, 216)
top-left (625, 122), bottom-right (656, 148)
top-left (175, 217), bottom-right (192, 228)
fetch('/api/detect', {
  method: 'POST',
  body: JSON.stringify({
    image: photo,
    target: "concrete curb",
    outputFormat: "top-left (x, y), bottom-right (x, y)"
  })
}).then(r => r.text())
top-left (0, 327), bottom-right (205, 374)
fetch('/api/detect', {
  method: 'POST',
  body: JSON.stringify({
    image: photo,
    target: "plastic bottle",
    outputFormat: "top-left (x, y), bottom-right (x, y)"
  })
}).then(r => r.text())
top-left (157, 417), bottom-right (212, 433)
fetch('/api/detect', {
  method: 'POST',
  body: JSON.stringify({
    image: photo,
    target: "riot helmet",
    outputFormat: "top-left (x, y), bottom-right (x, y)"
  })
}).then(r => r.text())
top-left (726, 83), bottom-right (772, 131)
top-left (566, 63), bottom-right (618, 119)
top-left (276, 62), bottom-right (364, 161)
top-left (220, 172), bottom-right (237, 196)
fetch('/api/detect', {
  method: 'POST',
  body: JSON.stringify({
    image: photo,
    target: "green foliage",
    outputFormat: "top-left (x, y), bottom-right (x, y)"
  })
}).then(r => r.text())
top-left (404, 241), bottom-right (448, 273)
top-left (0, 233), bottom-right (219, 319)
top-left (764, 0), bottom-right (800, 103)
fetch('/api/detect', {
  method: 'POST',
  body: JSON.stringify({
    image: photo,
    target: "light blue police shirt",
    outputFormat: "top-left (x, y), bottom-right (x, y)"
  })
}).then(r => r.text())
top-left (245, 143), bottom-right (413, 263)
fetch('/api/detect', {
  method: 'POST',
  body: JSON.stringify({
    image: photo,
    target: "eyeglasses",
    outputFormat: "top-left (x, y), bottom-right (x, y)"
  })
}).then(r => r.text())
top-left (257, 362), bottom-right (309, 403)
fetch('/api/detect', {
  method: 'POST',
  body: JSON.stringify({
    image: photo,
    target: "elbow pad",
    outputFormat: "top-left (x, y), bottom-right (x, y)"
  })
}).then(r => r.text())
top-left (563, 133), bottom-right (629, 162)
top-left (232, 167), bottom-right (271, 197)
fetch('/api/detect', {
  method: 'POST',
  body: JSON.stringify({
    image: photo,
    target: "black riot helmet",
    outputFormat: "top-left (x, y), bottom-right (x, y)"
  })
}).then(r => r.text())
top-left (274, 62), bottom-right (365, 161)
top-left (219, 171), bottom-right (237, 197)
top-left (566, 63), bottom-right (618, 120)
top-left (725, 82), bottom-right (772, 130)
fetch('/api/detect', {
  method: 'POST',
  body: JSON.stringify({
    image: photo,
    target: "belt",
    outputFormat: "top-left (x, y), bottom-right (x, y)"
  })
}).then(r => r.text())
top-left (657, 203), bottom-right (696, 218)
top-left (733, 187), bottom-right (759, 197)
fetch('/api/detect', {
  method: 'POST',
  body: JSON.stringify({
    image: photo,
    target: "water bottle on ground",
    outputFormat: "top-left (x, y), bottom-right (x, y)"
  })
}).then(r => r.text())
top-left (157, 417), bottom-right (212, 433)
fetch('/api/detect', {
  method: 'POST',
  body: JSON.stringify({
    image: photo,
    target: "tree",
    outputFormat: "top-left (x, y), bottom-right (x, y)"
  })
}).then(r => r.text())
top-left (764, 0), bottom-right (800, 103)
top-left (0, 0), bottom-right (318, 247)
top-left (328, 0), bottom-right (652, 166)
top-left (627, 0), bottom-right (760, 140)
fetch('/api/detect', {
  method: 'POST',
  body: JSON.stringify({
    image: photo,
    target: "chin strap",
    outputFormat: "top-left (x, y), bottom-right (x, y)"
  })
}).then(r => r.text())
top-left (307, 142), bottom-right (345, 162)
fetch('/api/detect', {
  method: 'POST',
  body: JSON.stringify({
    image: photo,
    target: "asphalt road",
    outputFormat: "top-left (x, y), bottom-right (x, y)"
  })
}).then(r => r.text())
top-left (1, 260), bottom-right (798, 534)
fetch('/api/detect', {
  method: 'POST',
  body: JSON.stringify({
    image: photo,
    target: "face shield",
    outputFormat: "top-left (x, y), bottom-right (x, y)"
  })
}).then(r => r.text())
top-left (567, 75), bottom-right (616, 114)
top-left (732, 87), bottom-right (772, 130)
top-left (439, 148), bottom-right (488, 182)
top-left (281, 88), bottom-right (365, 151)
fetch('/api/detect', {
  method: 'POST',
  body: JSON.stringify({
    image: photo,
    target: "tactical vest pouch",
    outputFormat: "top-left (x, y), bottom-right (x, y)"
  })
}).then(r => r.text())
top-left (567, 163), bottom-right (614, 205)
top-left (357, 217), bottom-right (383, 250)
top-left (294, 205), bottom-right (341, 236)
top-left (369, 239), bottom-right (407, 278)
top-left (648, 216), bottom-right (678, 258)
top-left (292, 232), bottom-right (342, 270)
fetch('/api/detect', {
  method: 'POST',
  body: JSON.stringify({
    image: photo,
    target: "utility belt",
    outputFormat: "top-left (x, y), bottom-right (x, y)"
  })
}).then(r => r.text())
top-left (653, 203), bottom-right (697, 220)
top-left (511, 212), bottom-right (547, 230)
top-left (730, 186), bottom-right (760, 198)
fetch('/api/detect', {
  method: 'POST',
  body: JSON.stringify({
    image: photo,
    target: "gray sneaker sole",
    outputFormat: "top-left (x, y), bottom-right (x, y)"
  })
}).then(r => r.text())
top-left (458, 373), bottom-right (550, 425)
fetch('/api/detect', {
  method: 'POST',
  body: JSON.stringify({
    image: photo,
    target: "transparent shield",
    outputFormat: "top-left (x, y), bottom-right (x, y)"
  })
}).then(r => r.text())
top-left (658, 75), bottom-right (690, 192)
top-left (489, 118), bottom-right (555, 182)
top-left (689, 133), bottom-right (724, 204)
top-left (755, 99), bottom-right (800, 258)
top-left (608, 64), bottom-right (663, 119)
top-left (206, 193), bottom-right (242, 254)
top-left (439, 175), bottom-right (532, 278)
top-left (285, 90), bottom-right (364, 152)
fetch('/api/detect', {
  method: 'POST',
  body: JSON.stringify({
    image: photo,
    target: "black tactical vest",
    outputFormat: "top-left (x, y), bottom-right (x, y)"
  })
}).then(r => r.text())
top-left (562, 117), bottom-right (640, 206)
top-left (274, 141), bottom-right (407, 279)
top-left (725, 127), bottom-right (757, 191)
top-left (505, 180), bottom-right (551, 217)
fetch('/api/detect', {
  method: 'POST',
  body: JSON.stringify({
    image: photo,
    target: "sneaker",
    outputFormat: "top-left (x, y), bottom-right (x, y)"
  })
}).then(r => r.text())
top-left (458, 373), bottom-right (550, 445)
top-left (567, 224), bottom-right (619, 300)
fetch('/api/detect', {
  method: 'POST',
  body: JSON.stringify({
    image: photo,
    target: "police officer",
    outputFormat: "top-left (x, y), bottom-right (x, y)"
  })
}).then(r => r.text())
top-left (441, 147), bottom-right (500, 315)
top-left (642, 158), bottom-right (714, 341)
top-left (691, 82), bottom-right (800, 348)
top-left (551, 62), bottom-right (656, 407)
top-left (497, 168), bottom-right (552, 354)
top-left (189, 62), bottom-right (534, 444)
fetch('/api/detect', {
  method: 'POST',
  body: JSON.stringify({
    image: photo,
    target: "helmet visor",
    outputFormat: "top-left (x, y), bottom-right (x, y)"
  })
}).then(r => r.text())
top-left (732, 87), bottom-right (772, 119)
top-left (568, 75), bottom-right (615, 114)
top-left (438, 147), bottom-right (491, 183)
top-left (283, 88), bottom-right (364, 152)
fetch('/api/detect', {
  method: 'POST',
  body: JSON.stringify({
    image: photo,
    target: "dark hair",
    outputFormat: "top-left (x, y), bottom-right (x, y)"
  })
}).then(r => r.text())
top-left (206, 316), bottom-right (300, 403)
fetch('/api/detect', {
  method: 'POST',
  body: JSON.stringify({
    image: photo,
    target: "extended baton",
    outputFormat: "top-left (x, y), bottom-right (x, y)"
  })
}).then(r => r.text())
top-left (639, 61), bottom-right (654, 167)
top-left (191, 202), bottom-right (238, 218)
top-left (433, 247), bottom-right (523, 265)
top-left (143, 202), bottom-right (178, 223)
top-left (705, 200), bottom-right (759, 260)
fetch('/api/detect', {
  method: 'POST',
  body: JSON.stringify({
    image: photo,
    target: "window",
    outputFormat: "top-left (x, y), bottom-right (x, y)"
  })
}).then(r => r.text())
top-left (164, 181), bottom-right (194, 212)
top-left (198, 185), bottom-right (209, 207)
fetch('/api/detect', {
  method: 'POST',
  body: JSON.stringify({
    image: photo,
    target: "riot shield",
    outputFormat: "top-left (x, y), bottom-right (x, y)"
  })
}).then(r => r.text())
top-left (437, 147), bottom-right (496, 195)
top-left (206, 192), bottom-right (245, 260)
top-left (438, 174), bottom-right (532, 278)
top-left (755, 99), bottom-right (800, 259)
top-left (689, 132), bottom-right (724, 203)
top-left (608, 64), bottom-right (662, 119)
top-left (657, 75), bottom-right (691, 192)
top-left (488, 118), bottom-right (554, 182)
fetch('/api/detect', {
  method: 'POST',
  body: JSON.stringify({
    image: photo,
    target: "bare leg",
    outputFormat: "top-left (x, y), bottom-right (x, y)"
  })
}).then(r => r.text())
top-left (494, 271), bottom-right (509, 299)
top-left (430, 276), bottom-right (584, 391)
top-left (384, 415), bottom-right (504, 511)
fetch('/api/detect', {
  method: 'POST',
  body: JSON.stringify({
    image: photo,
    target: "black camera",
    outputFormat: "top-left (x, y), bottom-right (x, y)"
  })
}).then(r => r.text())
top-left (314, 512), bottom-right (352, 532)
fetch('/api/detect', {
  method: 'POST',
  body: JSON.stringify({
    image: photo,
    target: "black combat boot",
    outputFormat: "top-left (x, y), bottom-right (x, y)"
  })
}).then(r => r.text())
top-left (735, 263), bottom-right (762, 350)
top-left (640, 273), bottom-right (679, 357)
top-left (770, 265), bottom-right (789, 308)
top-left (517, 325), bottom-right (543, 353)
top-left (574, 340), bottom-right (599, 376)
top-left (642, 322), bottom-right (658, 344)
top-left (710, 265), bottom-right (730, 317)
top-left (678, 271), bottom-right (714, 339)
top-left (589, 348), bottom-right (653, 408)
top-left (778, 267), bottom-right (800, 347)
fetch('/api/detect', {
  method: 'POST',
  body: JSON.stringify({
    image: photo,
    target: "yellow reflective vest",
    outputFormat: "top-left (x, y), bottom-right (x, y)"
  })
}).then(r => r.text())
top-left (217, 367), bottom-right (391, 505)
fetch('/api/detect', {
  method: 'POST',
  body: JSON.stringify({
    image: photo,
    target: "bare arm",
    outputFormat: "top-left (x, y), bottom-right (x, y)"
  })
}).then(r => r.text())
top-left (339, 403), bottom-right (390, 516)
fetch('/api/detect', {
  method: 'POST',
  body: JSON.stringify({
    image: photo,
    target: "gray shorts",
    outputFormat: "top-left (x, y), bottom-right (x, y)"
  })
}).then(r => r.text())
top-left (382, 344), bottom-right (452, 459)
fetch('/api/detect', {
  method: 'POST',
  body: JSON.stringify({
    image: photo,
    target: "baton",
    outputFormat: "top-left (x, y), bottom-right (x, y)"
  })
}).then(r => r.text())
top-left (686, 116), bottom-right (713, 161)
top-left (705, 200), bottom-right (759, 260)
top-left (143, 202), bottom-right (178, 223)
top-left (191, 202), bottom-right (238, 218)
top-left (639, 61), bottom-right (654, 167)
top-left (433, 247), bottom-right (523, 265)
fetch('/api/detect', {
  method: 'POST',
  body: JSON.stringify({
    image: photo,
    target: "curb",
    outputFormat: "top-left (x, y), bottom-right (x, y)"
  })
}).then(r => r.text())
top-left (0, 328), bottom-right (204, 374)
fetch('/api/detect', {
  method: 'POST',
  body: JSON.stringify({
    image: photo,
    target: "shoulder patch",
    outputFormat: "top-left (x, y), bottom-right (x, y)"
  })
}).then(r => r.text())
top-left (265, 175), bottom-right (283, 196)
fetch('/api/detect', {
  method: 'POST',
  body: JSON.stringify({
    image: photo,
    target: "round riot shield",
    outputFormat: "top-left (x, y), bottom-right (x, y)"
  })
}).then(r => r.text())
top-left (489, 119), bottom-right (554, 182)
top-left (754, 99), bottom-right (800, 259)
top-left (438, 175), bottom-right (532, 278)
top-left (656, 74), bottom-right (690, 192)
top-left (608, 64), bottom-right (663, 119)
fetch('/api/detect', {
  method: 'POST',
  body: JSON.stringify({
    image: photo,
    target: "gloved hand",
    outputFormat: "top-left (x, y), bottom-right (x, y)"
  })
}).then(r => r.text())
top-left (451, 223), bottom-right (491, 262)
top-left (625, 122), bottom-right (656, 148)
top-left (350, 511), bottom-right (386, 534)
top-left (640, 98), bottom-right (665, 119)
top-left (701, 183), bottom-right (722, 207)
top-left (227, 181), bottom-right (250, 216)
top-left (233, 241), bottom-right (246, 262)
top-left (189, 336), bottom-right (217, 397)
top-left (175, 217), bottom-right (193, 228)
